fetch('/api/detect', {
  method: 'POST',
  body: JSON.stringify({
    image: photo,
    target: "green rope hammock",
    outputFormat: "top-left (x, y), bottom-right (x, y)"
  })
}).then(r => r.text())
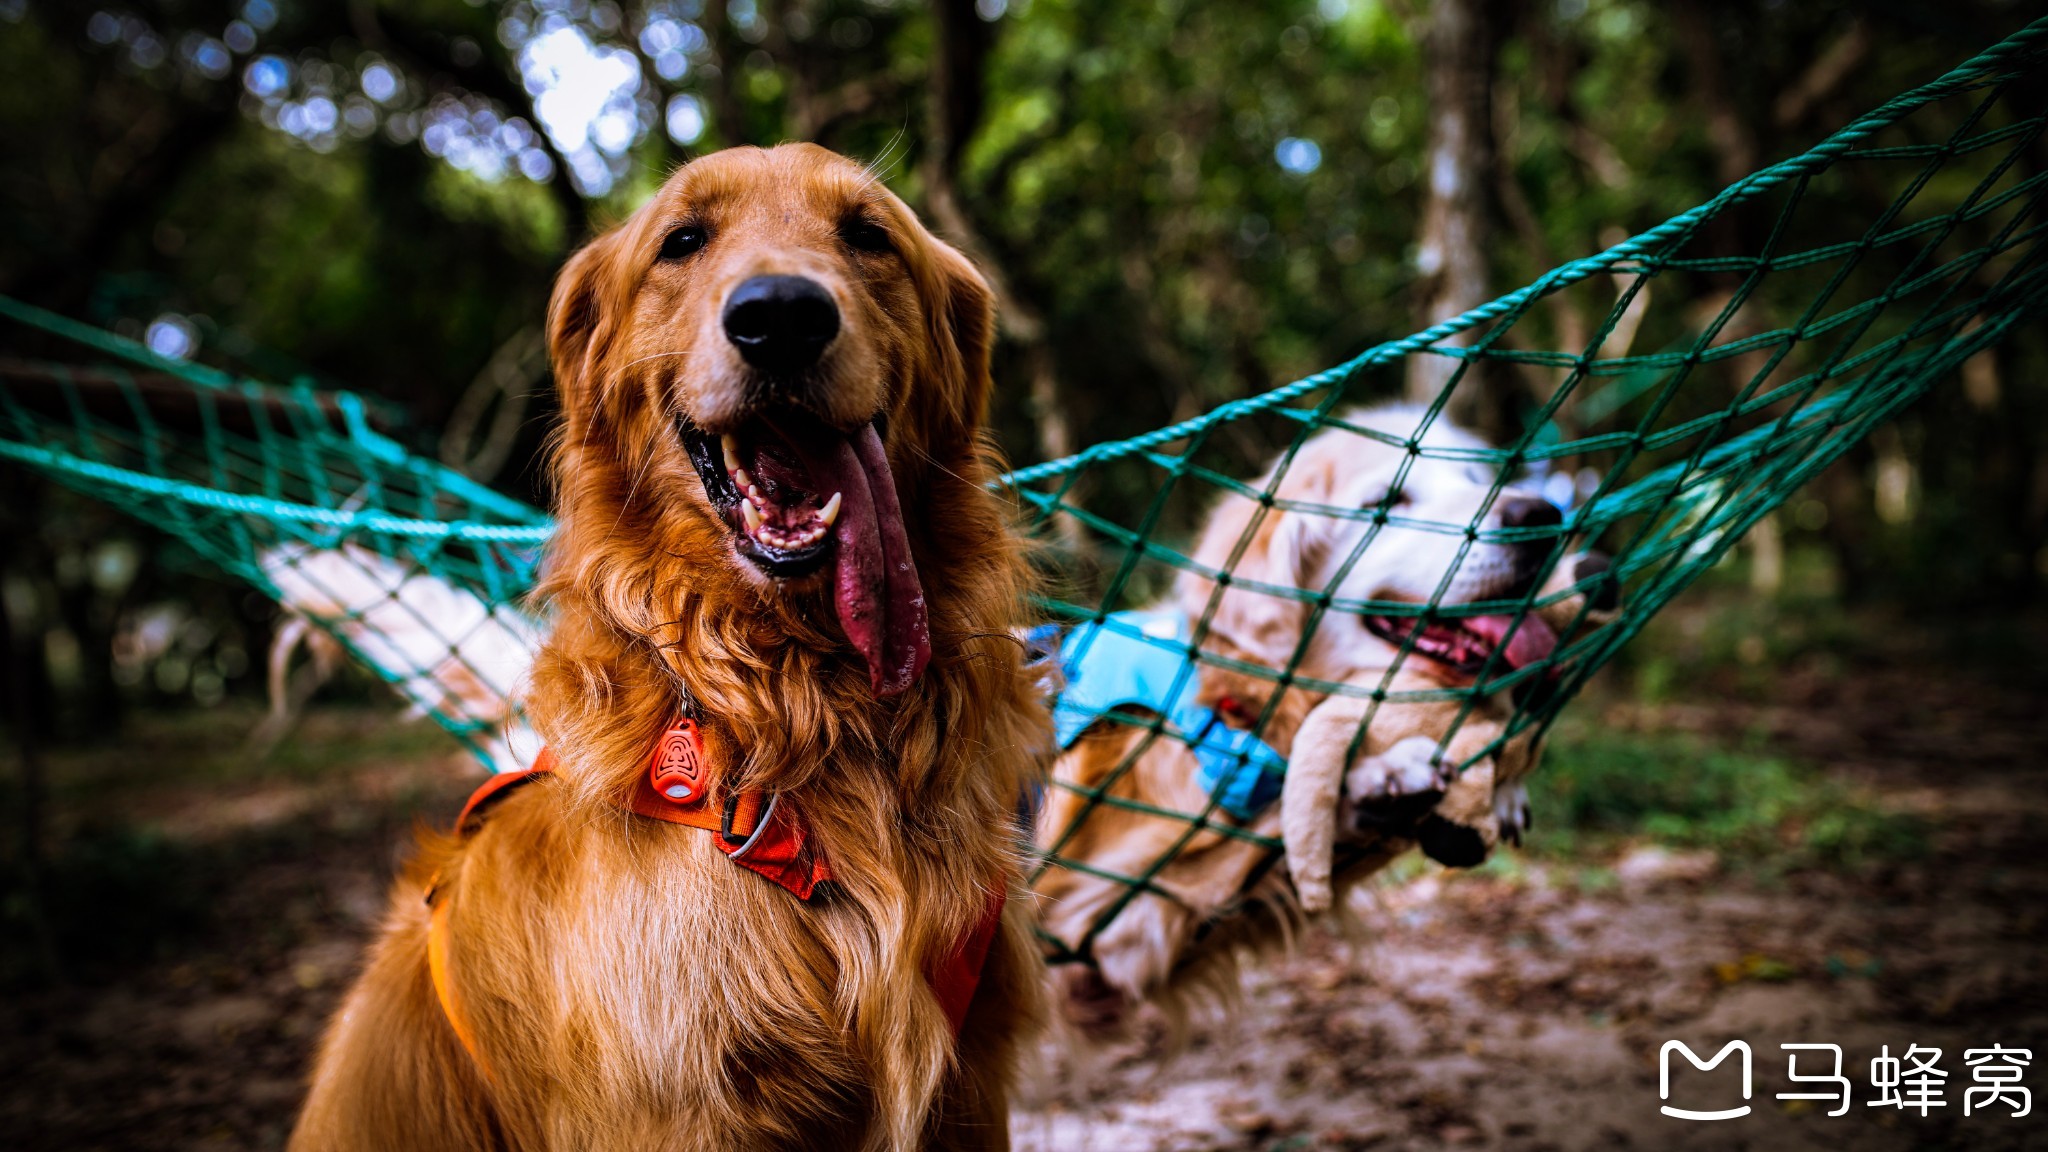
top-left (3, 19), bottom-right (2045, 965)
top-left (0, 299), bottom-right (552, 769)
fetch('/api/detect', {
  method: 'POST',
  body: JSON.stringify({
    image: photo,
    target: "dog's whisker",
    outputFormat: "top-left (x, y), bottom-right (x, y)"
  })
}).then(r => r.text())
top-left (859, 121), bottom-right (910, 194)
top-left (616, 350), bottom-right (703, 372)
top-left (903, 441), bottom-right (976, 491)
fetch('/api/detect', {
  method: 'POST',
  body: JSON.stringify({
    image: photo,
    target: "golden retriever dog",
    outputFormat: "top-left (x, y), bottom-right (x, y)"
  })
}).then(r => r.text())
top-left (1033, 404), bottom-right (1614, 1029)
top-left (291, 145), bottom-right (1048, 1151)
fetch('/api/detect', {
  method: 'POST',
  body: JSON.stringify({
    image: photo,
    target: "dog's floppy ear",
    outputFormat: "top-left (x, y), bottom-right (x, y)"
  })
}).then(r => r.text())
top-left (907, 230), bottom-right (996, 445)
top-left (546, 229), bottom-right (632, 427)
top-left (1189, 448), bottom-right (1344, 663)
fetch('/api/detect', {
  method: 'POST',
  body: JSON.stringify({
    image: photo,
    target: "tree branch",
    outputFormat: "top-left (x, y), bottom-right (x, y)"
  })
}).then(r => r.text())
top-left (1773, 20), bottom-right (1869, 130)
top-left (701, 0), bottom-right (750, 146)
top-left (918, 0), bottom-right (1075, 476)
top-left (1407, 0), bottom-right (1511, 436)
top-left (1673, 3), bottom-right (1756, 190)
top-left (356, 4), bottom-right (590, 240)
top-left (920, 0), bottom-right (1041, 345)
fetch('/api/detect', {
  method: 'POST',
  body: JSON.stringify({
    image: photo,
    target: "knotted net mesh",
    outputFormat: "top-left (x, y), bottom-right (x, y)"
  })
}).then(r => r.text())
top-left (1000, 18), bottom-right (2048, 961)
top-left (2, 19), bottom-right (2044, 966)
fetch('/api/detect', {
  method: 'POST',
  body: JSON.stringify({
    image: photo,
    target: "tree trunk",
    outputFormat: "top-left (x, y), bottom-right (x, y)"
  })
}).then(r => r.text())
top-left (366, 8), bottom-right (591, 241)
top-left (1408, 0), bottom-right (1508, 437)
top-left (920, 0), bottom-right (1072, 466)
top-left (703, 0), bottom-right (751, 148)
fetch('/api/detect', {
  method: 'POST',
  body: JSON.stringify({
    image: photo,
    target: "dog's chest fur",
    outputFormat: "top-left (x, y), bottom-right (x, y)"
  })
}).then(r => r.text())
top-left (444, 772), bottom-right (1001, 1148)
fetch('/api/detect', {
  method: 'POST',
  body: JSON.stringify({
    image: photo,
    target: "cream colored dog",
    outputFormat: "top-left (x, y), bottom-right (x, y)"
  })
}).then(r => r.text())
top-left (1036, 403), bottom-right (1617, 1027)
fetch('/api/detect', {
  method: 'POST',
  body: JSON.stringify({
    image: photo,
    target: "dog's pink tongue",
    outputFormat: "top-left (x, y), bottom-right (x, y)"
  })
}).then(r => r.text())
top-left (783, 422), bottom-right (930, 696)
top-left (1465, 613), bottom-right (1558, 671)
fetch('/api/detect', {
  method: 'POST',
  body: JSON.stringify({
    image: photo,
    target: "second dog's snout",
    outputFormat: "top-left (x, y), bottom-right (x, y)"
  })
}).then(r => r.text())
top-left (722, 275), bottom-right (839, 375)
top-left (1574, 550), bottom-right (1620, 611)
top-left (1498, 495), bottom-right (1563, 530)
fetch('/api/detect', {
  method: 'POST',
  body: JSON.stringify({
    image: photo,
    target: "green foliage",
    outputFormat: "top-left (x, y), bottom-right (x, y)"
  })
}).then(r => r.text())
top-left (3, 0), bottom-right (2041, 605)
top-left (0, 3), bottom-right (2034, 986)
top-left (1529, 724), bottom-right (1925, 871)
top-left (1613, 548), bottom-right (1863, 703)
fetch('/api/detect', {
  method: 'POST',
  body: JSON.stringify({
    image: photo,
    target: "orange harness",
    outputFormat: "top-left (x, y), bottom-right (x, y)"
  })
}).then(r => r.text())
top-left (426, 719), bottom-right (1005, 1076)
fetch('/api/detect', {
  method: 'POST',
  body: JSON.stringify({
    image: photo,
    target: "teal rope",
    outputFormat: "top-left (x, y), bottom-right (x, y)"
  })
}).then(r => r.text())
top-left (994, 15), bottom-right (2048, 490)
top-left (0, 437), bottom-right (552, 544)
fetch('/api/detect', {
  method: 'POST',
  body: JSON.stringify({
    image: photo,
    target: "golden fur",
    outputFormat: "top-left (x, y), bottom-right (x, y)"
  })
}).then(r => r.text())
top-left (292, 145), bottom-right (1048, 1151)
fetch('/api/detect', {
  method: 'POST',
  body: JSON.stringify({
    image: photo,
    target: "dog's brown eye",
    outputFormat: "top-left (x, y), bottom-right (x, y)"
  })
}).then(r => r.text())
top-left (660, 226), bottom-right (708, 261)
top-left (840, 219), bottom-right (892, 253)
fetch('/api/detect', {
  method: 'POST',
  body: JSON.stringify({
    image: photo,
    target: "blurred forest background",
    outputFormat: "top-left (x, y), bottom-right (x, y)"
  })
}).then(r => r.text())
top-left (4, 3), bottom-right (2048, 1146)
top-left (0, 0), bottom-right (2044, 974)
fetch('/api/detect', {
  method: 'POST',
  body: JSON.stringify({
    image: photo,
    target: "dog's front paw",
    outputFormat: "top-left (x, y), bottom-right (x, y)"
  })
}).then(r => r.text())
top-left (1350, 735), bottom-right (1449, 798)
top-left (1343, 735), bottom-right (1449, 834)
top-left (1295, 873), bottom-right (1335, 915)
top-left (1493, 779), bottom-right (1532, 846)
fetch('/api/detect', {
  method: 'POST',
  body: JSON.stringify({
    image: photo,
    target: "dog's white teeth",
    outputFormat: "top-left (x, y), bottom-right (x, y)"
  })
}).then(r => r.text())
top-left (720, 433), bottom-right (743, 474)
top-left (820, 492), bottom-right (842, 527)
top-left (733, 468), bottom-right (753, 490)
top-left (741, 498), bottom-right (764, 532)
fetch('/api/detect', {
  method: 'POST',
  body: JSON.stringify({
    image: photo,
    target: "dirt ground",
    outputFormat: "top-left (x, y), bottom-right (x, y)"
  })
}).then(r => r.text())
top-left (3, 627), bottom-right (2045, 1151)
top-left (1015, 643), bottom-right (2048, 1151)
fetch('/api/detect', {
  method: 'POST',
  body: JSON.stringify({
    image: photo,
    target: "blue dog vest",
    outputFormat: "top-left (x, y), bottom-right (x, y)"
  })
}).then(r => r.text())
top-left (1045, 610), bottom-right (1286, 821)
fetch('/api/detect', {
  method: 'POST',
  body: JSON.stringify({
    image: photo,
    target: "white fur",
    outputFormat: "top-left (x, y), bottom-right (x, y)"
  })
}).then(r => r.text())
top-left (258, 542), bottom-right (543, 770)
top-left (1201, 403), bottom-right (1548, 685)
top-left (1348, 734), bottom-right (1448, 800)
top-left (1283, 702), bottom-right (1454, 913)
top-left (1493, 779), bottom-right (1532, 845)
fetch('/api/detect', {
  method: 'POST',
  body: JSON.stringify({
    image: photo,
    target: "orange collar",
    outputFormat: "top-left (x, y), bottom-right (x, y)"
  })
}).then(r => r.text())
top-left (452, 719), bottom-right (832, 900)
top-left (428, 718), bottom-right (1004, 1077)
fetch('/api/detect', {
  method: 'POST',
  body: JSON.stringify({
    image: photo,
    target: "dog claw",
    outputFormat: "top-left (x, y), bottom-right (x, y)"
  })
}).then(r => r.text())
top-left (1493, 780), bottom-right (1532, 845)
top-left (1347, 789), bottom-right (1444, 836)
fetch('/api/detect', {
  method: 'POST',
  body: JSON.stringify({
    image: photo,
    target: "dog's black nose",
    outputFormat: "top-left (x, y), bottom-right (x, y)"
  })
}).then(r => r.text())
top-left (1417, 815), bottom-right (1490, 868)
top-left (1497, 495), bottom-right (1563, 530)
top-left (1574, 550), bottom-right (1620, 611)
top-left (722, 275), bottom-right (839, 375)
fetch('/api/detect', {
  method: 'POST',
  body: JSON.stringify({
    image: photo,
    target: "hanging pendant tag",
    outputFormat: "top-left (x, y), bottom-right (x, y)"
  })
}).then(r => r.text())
top-left (648, 719), bottom-right (706, 805)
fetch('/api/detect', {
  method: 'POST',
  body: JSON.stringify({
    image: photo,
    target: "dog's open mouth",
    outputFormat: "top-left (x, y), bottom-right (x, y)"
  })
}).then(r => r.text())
top-left (681, 412), bottom-right (931, 697)
top-left (1361, 611), bottom-right (1558, 678)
